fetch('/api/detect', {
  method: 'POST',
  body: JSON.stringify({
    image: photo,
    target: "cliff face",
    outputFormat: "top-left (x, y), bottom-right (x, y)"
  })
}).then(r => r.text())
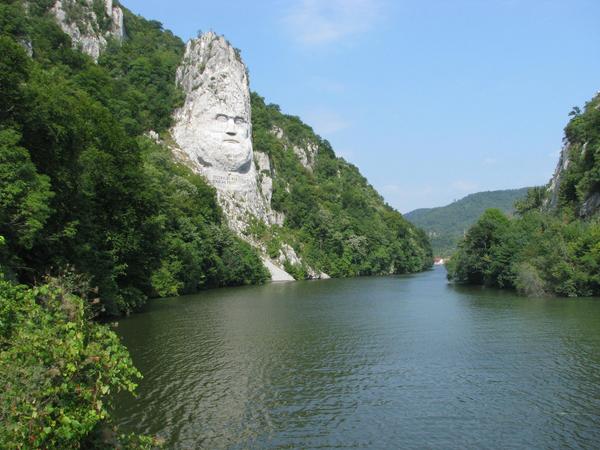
top-left (171, 33), bottom-right (325, 281)
top-left (172, 34), bottom-right (274, 227)
top-left (546, 142), bottom-right (572, 210)
top-left (545, 94), bottom-right (600, 218)
top-left (50, 0), bottom-right (124, 61)
top-left (546, 142), bottom-right (600, 217)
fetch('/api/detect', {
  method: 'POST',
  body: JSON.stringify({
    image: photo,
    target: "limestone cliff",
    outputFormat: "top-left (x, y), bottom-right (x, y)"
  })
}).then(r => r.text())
top-left (546, 142), bottom-right (572, 210)
top-left (547, 141), bottom-right (600, 217)
top-left (545, 93), bottom-right (600, 218)
top-left (50, 0), bottom-right (124, 61)
top-left (171, 32), bottom-right (327, 281)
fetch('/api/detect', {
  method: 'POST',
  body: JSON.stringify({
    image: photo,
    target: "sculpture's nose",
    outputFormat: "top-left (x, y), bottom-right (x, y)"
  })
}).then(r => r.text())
top-left (226, 118), bottom-right (237, 136)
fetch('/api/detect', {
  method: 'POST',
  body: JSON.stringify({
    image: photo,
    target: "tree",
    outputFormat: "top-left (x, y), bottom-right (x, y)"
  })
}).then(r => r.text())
top-left (0, 129), bottom-right (53, 272)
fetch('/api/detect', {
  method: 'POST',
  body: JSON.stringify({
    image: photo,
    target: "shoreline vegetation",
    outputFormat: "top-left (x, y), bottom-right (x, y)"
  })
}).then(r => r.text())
top-left (405, 188), bottom-right (530, 257)
top-left (2, 0), bottom-right (597, 448)
top-left (447, 94), bottom-right (600, 297)
top-left (0, 1), bottom-right (430, 447)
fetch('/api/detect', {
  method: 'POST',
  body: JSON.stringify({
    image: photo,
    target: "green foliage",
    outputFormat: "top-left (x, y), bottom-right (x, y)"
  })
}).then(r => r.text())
top-left (0, 276), bottom-right (153, 449)
top-left (446, 209), bottom-right (513, 287)
top-left (449, 92), bottom-right (600, 297)
top-left (0, 2), bottom-right (267, 315)
top-left (405, 188), bottom-right (530, 257)
top-left (0, 128), bottom-right (53, 251)
top-left (251, 93), bottom-right (432, 277)
top-left (98, 9), bottom-right (185, 133)
top-left (559, 94), bottom-right (600, 214)
top-left (514, 186), bottom-right (546, 215)
top-left (448, 210), bottom-right (600, 297)
top-left (0, 34), bottom-right (30, 123)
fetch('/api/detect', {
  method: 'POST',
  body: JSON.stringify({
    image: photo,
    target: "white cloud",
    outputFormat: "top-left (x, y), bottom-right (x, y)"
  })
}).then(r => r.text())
top-left (451, 180), bottom-right (478, 193)
top-left (380, 184), bottom-right (437, 213)
top-left (283, 0), bottom-right (384, 45)
top-left (483, 157), bottom-right (497, 166)
top-left (310, 76), bottom-right (346, 93)
top-left (305, 109), bottom-right (349, 135)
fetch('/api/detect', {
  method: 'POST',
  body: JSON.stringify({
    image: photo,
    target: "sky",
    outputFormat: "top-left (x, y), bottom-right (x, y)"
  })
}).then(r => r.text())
top-left (123, 0), bottom-right (600, 213)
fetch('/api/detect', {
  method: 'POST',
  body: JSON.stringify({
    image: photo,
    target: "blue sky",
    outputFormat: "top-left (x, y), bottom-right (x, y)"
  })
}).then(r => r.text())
top-left (123, 0), bottom-right (600, 213)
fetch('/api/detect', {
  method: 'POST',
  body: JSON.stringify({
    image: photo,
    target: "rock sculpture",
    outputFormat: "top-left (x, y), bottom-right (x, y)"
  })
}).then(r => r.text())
top-left (172, 33), bottom-right (276, 229)
top-left (172, 32), bottom-right (326, 281)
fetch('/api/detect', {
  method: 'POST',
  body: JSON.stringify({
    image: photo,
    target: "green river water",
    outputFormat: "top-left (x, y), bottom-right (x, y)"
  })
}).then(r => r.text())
top-left (113, 266), bottom-right (600, 449)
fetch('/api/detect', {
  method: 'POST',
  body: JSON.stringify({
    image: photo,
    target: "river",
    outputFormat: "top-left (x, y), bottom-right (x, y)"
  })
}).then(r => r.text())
top-left (113, 266), bottom-right (600, 449)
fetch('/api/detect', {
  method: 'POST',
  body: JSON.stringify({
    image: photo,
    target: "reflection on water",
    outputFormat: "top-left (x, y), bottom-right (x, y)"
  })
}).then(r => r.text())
top-left (113, 267), bottom-right (600, 449)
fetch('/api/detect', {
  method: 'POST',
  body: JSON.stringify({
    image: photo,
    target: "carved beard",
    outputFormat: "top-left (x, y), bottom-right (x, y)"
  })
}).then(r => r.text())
top-left (195, 133), bottom-right (252, 173)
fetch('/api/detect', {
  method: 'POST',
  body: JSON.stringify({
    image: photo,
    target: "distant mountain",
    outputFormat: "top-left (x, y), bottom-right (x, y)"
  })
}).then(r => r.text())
top-left (405, 188), bottom-right (530, 256)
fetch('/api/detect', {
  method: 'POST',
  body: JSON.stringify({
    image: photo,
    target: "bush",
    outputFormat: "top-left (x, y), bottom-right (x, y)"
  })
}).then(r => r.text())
top-left (448, 210), bottom-right (600, 297)
top-left (0, 276), bottom-right (150, 449)
top-left (514, 262), bottom-right (548, 297)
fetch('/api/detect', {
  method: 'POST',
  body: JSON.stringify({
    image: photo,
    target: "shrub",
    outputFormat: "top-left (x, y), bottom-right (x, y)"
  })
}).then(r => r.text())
top-left (0, 276), bottom-right (149, 449)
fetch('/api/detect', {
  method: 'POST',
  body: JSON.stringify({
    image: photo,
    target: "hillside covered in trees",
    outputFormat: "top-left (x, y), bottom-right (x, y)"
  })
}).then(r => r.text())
top-left (447, 94), bottom-right (600, 297)
top-left (0, 1), bottom-right (431, 447)
top-left (1, 1), bottom-right (431, 316)
top-left (405, 188), bottom-right (529, 256)
top-left (249, 94), bottom-right (432, 278)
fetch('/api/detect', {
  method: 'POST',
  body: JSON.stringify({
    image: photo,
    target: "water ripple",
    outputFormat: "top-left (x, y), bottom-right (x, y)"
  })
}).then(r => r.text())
top-left (113, 269), bottom-right (600, 449)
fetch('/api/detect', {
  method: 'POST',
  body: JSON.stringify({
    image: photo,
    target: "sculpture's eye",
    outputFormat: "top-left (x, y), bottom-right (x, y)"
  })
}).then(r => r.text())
top-left (215, 114), bottom-right (228, 122)
top-left (234, 117), bottom-right (246, 125)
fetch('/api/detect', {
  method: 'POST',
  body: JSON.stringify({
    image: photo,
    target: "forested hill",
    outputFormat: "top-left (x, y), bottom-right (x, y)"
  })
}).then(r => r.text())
top-left (1, 1), bottom-right (427, 446)
top-left (249, 94), bottom-right (432, 278)
top-left (0, 1), bottom-right (275, 317)
top-left (405, 188), bottom-right (529, 256)
top-left (447, 92), bottom-right (600, 297)
top-left (0, 0), bottom-right (431, 316)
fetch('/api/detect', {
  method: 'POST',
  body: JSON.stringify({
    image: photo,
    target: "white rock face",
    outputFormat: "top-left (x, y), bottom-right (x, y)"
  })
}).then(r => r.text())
top-left (172, 32), bottom-right (320, 281)
top-left (546, 142), bottom-right (572, 209)
top-left (172, 34), bottom-right (276, 233)
top-left (546, 140), bottom-right (599, 217)
top-left (276, 244), bottom-right (330, 279)
top-left (261, 258), bottom-right (295, 282)
top-left (51, 0), bottom-right (124, 61)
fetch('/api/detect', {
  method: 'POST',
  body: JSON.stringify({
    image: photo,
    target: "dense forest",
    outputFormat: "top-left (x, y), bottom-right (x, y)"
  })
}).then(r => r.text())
top-left (0, 1), bottom-right (431, 447)
top-left (447, 95), bottom-right (600, 297)
top-left (405, 188), bottom-right (529, 256)
top-left (0, 1), bottom-right (269, 316)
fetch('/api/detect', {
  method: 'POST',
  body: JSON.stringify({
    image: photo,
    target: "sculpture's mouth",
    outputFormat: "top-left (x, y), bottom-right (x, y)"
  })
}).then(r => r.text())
top-left (223, 139), bottom-right (239, 144)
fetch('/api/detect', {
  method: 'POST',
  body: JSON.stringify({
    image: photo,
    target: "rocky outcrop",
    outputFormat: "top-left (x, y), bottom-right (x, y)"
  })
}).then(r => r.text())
top-left (50, 0), bottom-right (124, 61)
top-left (270, 126), bottom-right (319, 171)
top-left (171, 32), bottom-right (326, 281)
top-left (171, 33), bottom-right (276, 232)
top-left (546, 142), bottom-right (572, 209)
top-left (545, 140), bottom-right (600, 217)
top-left (581, 192), bottom-right (600, 217)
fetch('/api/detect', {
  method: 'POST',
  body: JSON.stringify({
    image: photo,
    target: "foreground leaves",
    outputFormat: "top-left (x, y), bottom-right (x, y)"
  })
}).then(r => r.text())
top-left (0, 277), bottom-right (158, 449)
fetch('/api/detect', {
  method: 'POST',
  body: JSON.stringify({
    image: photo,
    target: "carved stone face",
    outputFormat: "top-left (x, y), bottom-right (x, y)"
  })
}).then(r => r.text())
top-left (194, 100), bottom-right (252, 173)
